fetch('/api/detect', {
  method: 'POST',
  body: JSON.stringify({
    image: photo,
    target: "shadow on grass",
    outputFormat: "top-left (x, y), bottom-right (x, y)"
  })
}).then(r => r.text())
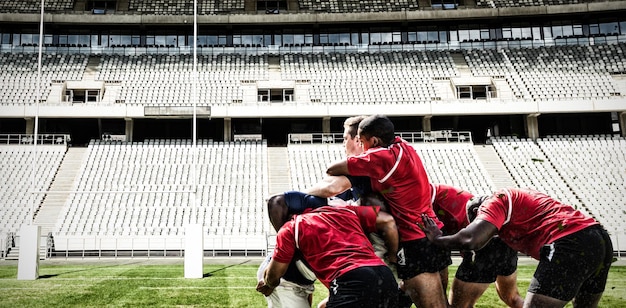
top-left (203, 260), bottom-right (251, 278)
top-left (38, 261), bottom-right (144, 279)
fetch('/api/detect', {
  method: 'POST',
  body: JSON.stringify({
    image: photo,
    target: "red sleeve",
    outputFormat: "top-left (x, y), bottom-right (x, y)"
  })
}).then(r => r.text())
top-left (475, 192), bottom-right (508, 230)
top-left (271, 221), bottom-right (297, 264)
top-left (350, 205), bottom-right (380, 233)
top-left (346, 150), bottom-right (388, 179)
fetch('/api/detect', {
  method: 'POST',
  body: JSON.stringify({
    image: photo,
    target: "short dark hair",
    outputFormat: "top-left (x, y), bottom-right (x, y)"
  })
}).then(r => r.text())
top-left (267, 194), bottom-right (289, 232)
top-left (466, 195), bottom-right (488, 222)
top-left (343, 115), bottom-right (367, 139)
top-left (358, 114), bottom-right (395, 146)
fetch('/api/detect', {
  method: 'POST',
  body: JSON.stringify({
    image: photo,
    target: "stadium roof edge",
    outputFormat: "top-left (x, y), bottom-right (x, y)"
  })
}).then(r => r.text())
top-left (1, 2), bottom-right (626, 25)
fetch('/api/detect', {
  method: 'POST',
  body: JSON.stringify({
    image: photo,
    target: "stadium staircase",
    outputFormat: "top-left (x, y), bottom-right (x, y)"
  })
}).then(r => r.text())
top-left (451, 52), bottom-right (471, 76)
top-left (83, 55), bottom-right (100, 80)
top-left (27, 147), bottom-right (88, 257)
top-left (4, 241), bottom-right (49, 261)
top-left (5, 147), bottom-right (86, 260)
top-left (473, 144), bottom-right (516, 189)
top-left (266, 147), bottom-right (291, 194)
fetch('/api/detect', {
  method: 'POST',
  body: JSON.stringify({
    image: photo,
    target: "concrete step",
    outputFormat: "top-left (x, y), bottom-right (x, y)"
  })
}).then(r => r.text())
top-left (35, 147), bottom-right (88, 236)
top-left (473, 144), bottom-right (516, 189)
top-left (266, 147), bottom-right (291, 194)
top-left (4, 247), bottom-right (48, 260)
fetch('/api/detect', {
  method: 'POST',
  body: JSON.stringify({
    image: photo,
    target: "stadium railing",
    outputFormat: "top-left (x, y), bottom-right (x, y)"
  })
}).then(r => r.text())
top-left (0, 134), bottom-right (71, 146)
top-left (287, 131), bottom-right (472, 144)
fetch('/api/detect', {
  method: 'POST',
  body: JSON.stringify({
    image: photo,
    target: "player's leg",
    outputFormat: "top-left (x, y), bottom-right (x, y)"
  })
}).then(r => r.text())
top-left (439, 266), bottom-right (449, 295)
top-left (527, 226), bottom-right (611, 308)
top-left (571, 226), bottom-right (613, 308)
top-left (369, 232), bottom-right (413, 307)
top-left (403, 271), bottom-right (448, 308)
top-left (451, 241), bottom-right (501, 308)
top-left (523, 292), bottom-right (567, 308)
top-left (397, 239), bottom-right (451, 308)
top-left (572, 292), bottom-right (603, 308)
top-left (493, 239), bottom-right (523, 308)
top-left (495, 272), bottom-right (523, 308)
top-left (449, 278), bottom-right (489, 308)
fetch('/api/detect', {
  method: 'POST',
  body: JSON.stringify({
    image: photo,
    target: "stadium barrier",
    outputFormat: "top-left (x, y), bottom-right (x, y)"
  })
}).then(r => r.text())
top-left (50, 234), bottom-right (267, 259)
top-left (287, 131), bottom-right (472, 144)
top-left (0, 134), bottom-right (70, 145)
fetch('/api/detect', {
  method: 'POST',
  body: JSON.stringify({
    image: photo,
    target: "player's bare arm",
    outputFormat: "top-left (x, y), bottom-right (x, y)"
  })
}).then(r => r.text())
top-left (421, 214), bottom-right (498, 251)
top-left (305, 175), bottom-right (352, 198)
top-left (256, 259), bottom-right (289, 296)
top-left (326, 159), bottom-right (350, 176)
top-left (376, 211), bottom-right (399, 264)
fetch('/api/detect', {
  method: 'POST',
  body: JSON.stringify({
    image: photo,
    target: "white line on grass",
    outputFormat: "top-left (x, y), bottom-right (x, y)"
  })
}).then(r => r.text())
top-left (139, 286), bottom-right (255, 289)
top-left (0, 276), bottom-right (258, 281)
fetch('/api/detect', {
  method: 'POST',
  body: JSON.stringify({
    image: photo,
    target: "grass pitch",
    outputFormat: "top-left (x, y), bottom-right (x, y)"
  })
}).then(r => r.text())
top-left (0, 258), bottom-right (624, 307)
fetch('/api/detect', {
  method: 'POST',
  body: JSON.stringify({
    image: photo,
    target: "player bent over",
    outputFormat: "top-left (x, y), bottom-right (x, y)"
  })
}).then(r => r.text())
top-left (430, 183), bottom-right (523, 308)
top-left (422, 187), bottom-right (614, 308)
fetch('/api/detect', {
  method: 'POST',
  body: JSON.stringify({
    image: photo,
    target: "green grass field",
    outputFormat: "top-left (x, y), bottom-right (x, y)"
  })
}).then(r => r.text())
top-left (0, 259), bottom-right (624, 307)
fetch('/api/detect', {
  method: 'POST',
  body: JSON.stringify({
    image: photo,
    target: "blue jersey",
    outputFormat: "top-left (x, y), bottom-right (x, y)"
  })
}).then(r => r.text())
top-left (333, 175), bottom-right (372, 202)
top-left (283, 176), bottom-right (372, 214)
top-left (283, 191), bottom-right (326, 214)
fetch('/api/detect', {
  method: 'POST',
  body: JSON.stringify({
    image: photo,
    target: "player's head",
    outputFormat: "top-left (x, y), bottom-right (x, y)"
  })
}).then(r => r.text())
top-left (267, 194), bottom-right (290, 232)
top-left (358, 114), bottom-right (395, 149)
top-left (466, 195), bottom-right (488, 222)
top-left (267, 191), bottom-right (327, 231)
top-left (343, 115), bottom-right (367, 156)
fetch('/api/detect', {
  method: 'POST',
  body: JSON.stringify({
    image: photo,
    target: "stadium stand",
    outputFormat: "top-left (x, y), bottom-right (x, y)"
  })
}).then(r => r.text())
top-left (1, 45), bottom-right (623, 106)
top-left (0, 53), bottom-right (88, 105)
top-left (51, 139), bottom-right (268, 255)
top-left (99, 54), bottom-right (266, 105)
top-left (536, 135), bottom-right (626, 232)
top-left (491, 136), bottom-right (585, 211)
top-left (0, 0), bottom-right (625, 259)
top-left (491, 135), bottom-right (626, 253)
top-left (0, 143), bottom-right (66, 258)
top-left (412, 142), bottom-right (495, 196)
top-left (297, 0), bottom-right (420, 13)
top-left (282, 51), bottom-right (452, 104)
top-left (0, 0), bottom-right (73, 13)
top-left (1, 133), bottom-right (625, 257)
top-left (475, 0), bottom-right (584, 8)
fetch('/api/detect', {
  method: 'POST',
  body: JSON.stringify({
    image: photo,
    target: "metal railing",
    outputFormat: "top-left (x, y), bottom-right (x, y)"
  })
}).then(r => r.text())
top-left (2, 232), bottom-right (14, 258)
top-left (288, 131), bottom-right (473, 144)
top-left (0, 134), bottom-right (71, 145)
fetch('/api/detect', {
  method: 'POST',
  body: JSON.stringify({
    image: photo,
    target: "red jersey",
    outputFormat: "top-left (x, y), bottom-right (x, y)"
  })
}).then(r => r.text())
top-left (272, 205), bottom-right (387, 288)
top-left (431, 183), bottom-right (474, 235)
top-left (347, 137), bottom-right (443, 241)
top-left (476, 188), bottom-right (599, 260)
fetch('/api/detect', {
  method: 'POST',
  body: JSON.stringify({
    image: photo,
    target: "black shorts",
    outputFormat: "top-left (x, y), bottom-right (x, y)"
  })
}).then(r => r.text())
top-left (396, 238), bottom-right (452, 280)
top-left (327, 265), bottom-right (398, 308)
top-left (455, 237), bottom-right (518, 283)
top-left (528, 225), bottom-right (614, 301)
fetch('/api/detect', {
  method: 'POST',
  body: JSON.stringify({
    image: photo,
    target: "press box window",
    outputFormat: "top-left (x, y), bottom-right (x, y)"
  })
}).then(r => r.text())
top-left (258, 88), bottom-right (294, 102)
top-left (456, 85), bottom-right (495, 100)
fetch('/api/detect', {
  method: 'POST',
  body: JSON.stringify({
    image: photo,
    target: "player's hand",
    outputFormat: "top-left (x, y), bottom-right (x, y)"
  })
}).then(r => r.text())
top-left (420, 214), bottom-right (442, 242)
top-left (256, 280), bottom-right (276, 296)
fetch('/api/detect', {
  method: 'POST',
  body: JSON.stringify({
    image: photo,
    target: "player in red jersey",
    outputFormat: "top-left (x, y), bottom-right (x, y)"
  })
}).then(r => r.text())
top-left (257, 199), bottom-right (400, 308)
top-left (326, 114), bottom-right (450, 308)
top-left (431, 183), bottom-right (523, 308)
top-left (422, 187), bottom-right (613, 308)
